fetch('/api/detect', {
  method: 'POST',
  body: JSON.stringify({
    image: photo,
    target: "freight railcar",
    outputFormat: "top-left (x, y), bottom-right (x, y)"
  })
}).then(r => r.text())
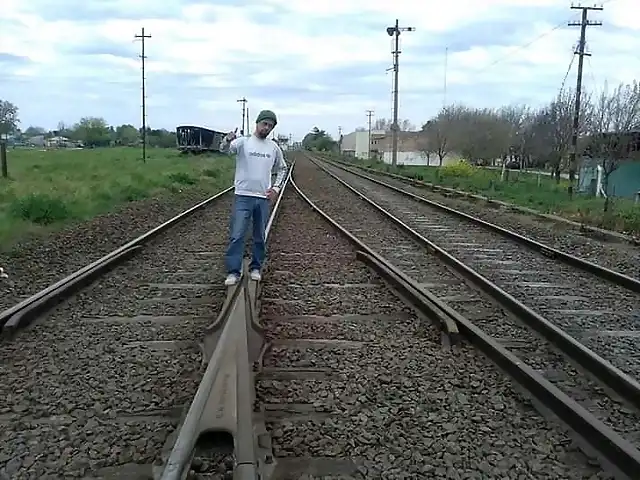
top-left (176, 125), bottom-right (226, 154)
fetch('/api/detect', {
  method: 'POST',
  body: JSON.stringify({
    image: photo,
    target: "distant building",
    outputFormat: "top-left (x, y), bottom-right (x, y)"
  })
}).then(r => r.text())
top-left (578, 130), bottom-right (640, 199)
top-left (27, 135), bottom-right (46, 147)
top-left (340, 130), bottom-right (385, 159)
top-left (46, 136), bottom-right (78, 148)
top-left (340, 129), bottom-right (456, 166)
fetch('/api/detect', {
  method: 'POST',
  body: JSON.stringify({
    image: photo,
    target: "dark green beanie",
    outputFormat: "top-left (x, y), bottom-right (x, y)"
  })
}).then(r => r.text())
top-left (256, 109), bottom-right (277, 125)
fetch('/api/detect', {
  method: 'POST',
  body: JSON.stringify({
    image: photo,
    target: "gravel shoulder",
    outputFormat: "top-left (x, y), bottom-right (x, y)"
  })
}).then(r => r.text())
top-left (0, 186), bottom-right (231, 312)
top-left (344, 164), bottom-right (640, 279)
top-left (257, 180), bottom-right (607, 479)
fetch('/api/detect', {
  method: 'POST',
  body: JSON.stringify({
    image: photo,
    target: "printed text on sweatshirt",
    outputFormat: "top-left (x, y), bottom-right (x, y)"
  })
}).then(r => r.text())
top-left (219, 135), bottom-right (288, 198)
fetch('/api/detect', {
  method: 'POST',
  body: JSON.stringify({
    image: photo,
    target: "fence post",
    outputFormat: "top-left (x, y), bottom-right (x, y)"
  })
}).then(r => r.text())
top-left (1, 141), bottom-right (7, 178)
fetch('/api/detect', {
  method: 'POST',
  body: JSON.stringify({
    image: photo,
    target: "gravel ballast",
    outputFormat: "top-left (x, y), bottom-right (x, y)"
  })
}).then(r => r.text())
top-left (297, 157), bottom-right (640, 454)
top-left (344, 163), bottom-right (640, 278)
top-left (0, 196), bottom-right (233, 479)
top-left (257, 178), bottom-right (608, 479)
top-left (0, 186), bottom-right (231, 313)
top-left (318, 160), bottom-right (640, 382)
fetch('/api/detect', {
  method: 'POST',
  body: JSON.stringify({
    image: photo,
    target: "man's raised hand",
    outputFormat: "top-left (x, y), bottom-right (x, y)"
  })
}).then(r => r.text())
top-left (225, 128), bottom-right (238, 142)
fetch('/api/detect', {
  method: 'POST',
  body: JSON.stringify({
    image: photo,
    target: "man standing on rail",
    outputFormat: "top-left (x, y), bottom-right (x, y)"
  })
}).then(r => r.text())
top-left (219, 109), bottom-right (288, 286)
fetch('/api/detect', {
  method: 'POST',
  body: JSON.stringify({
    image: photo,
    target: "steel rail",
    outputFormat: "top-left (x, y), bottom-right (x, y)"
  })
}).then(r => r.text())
top-left (328, 156), bottom-right (640, 247)
top-left (290, 165), bottom-right (640, 480)
top-left (323, 157), bottom-right (640, 289)
top-left (158, 164), bottom-right (293, 480)
top-left (0, 186), bottom-right (235, 333)
top-left (306, 154), bottom-right (640, 411)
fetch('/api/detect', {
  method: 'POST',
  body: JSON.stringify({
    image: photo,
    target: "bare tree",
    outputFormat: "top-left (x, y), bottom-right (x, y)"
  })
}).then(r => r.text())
top-left (585, 81), bottom-right (640, 202)
top-left (497, 105), bottom-right (532, 167)
top-left (527, 90), bottom-right (577, 182)
top-left (423, 106), bottom-right (461, 165)
top-left (416, 131), bottom-right (434, 164)
top-left (373, 118), bottom-right (415, 131)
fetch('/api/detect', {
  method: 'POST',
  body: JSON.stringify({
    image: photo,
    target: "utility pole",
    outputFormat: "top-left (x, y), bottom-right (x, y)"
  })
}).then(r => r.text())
top-left (237, 97), bottom-right (248, 135)
top-left (567, 4), bottom-right (602, 198)
top-left (135, 27), bottom-right (151, 163)
top-left (1, 140), bottom-right (7, 178)
top-left (365, 110), bottom-right (374, 160)
top-left (337, 126), bottom-right (342, 153)
top-left (387, 19), bottom-right (415, 167)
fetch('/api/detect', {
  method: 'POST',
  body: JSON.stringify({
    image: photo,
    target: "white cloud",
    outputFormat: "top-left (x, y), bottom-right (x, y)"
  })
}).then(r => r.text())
top-left (0, 0), bottom-right (638, 141)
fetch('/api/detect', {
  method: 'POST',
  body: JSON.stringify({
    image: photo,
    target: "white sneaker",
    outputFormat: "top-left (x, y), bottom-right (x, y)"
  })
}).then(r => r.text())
top-left (249, 269), bottom-right (261, 281)
top-left (224, 273), bottom-right (240, 286)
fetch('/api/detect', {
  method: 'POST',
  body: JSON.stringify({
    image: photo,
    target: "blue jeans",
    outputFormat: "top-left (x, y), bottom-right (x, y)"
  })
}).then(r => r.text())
top-left (225, 194), bottom-right (270, 275)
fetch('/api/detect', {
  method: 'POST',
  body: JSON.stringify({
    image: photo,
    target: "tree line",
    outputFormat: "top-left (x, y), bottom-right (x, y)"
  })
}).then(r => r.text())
top-left (302, 127), bottom-right (339, 151)
top-left (420, 81), bottom-right (640, 187)
top-left (0, 99), bottom-right (176, 148)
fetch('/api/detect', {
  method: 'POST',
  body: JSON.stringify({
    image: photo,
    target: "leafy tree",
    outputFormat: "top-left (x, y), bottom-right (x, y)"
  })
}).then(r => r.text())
top-left (115, 124), bottom-right (139, 146)
top-left (302, 127), bottom-right (338, 152)
top-left (0, 100), bottom-right (20, 138)
top-left (23, 126), bottom-right (47, 137)
top-left (71, 117), bottom-right (111, 147)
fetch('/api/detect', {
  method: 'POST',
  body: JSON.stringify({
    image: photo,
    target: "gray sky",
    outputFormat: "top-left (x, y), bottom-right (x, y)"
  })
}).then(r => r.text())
top-left (1, 0), bottom-right (636, 141)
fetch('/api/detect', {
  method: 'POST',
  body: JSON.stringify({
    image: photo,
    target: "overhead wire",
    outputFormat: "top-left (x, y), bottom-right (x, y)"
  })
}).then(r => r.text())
top-left (585, 55), bottom-right (602, 97)
top-left (559, 51), bottom-right (576, 94)
top-left (470, 0), bottom-right (617, 76)
top-left (472, 19), bottom-right (573, 75)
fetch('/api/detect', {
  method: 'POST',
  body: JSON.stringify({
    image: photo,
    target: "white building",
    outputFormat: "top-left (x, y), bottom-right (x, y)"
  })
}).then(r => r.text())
top-left (341, 129), bottom-right (457, 166)
top-left (340, 130), bottom-right (385, 159)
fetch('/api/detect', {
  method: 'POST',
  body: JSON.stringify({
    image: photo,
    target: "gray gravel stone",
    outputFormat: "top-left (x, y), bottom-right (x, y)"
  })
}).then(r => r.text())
top-left (321, 160), bottom-right (640, 379)
top-left (257, 182), bottom-right (608, 479)
top-left (297, 158), bottom-right (640, 455)
top-left (0, 195), bottom-right (234, 479)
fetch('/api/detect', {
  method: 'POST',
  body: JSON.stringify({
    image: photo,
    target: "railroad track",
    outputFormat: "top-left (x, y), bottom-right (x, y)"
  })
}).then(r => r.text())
top-left (293, 153), bottom-right (640, 478)
top-left (313, 156), bottom-right (640, 381)
top-left (2, 153), bottom-right (640, 479)
top-left (257, 175), bottom-right (608, 479)
top-left (0, 183), bottom-right (280, 479)
top-left (330, 157), bottom-right (640, 252)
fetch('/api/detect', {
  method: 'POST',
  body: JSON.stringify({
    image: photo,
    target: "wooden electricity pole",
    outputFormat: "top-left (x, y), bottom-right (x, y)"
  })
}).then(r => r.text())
top-left (366, 110), bottom-right (374, 160)
top-left (237, 97), bottom-right (248, 135)
top-left (567, 4), bottom-right (602, 198)
top-left (135, 27), bottom-right (151, 163)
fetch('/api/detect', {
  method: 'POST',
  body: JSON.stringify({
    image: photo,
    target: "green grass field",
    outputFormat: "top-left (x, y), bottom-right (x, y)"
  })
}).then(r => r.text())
top-left (334, 156), bottom-right (640, 236)
top-left (0, 147), bottom-right (234, 248)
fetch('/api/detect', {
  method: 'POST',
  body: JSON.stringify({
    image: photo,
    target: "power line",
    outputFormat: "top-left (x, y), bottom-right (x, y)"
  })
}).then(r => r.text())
top-left (473, 16), bottom-right (577, 75)
top-left (567, 3), bottom-right (602, 196)
top-left (366, 110), bottom-right (374, 160)
top-left (471, 1), bottom-right (615, 76)
top-left (559, 52), bottom-right (576, 94)
top-left (134, 27), bottom-right (151, 163)
top-left (585, 55), bottom-right (602, 97)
